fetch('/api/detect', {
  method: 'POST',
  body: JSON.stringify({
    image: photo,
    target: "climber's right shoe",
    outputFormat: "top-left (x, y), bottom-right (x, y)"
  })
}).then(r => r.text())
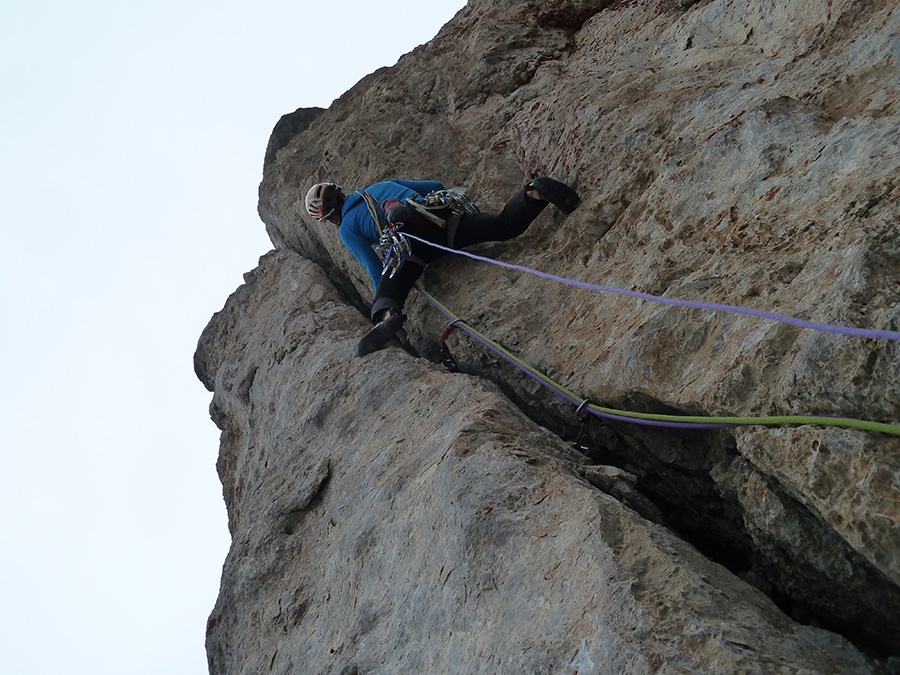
top-left (356, 313), bottom-right (406, 357)
top-left (526, 176), bottom-right (581, 214)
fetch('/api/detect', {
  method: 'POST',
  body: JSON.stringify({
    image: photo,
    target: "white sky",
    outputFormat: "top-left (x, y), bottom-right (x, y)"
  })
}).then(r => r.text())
top-left (0, 1), bottom-right (466, 672)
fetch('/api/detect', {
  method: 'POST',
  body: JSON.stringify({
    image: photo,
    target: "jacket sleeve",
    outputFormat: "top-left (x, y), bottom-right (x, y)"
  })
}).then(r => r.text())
top-left (394, 179), bottom-right (445, 196)
top-left (340, 225), bottom-right (383, 289)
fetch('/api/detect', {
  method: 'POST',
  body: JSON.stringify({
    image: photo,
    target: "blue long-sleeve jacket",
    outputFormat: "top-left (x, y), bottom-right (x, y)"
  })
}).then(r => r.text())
top-left (339, 179), bottom-right (445, 288)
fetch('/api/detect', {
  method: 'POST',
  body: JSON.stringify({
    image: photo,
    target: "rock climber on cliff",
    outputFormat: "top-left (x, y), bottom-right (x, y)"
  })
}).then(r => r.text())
top-left (305, 176), bottom-right (580, 357)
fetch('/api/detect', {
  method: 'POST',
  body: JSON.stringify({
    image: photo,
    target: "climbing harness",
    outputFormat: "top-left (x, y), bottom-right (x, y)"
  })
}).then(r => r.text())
top-left (417, 187), bottom-right (480, 215)
top-left (415, 286), bottom-right (900, 436)
top-left (406, 188), bottom-right (480, 248)
top-left (361, 188), bottom-right (480, 278)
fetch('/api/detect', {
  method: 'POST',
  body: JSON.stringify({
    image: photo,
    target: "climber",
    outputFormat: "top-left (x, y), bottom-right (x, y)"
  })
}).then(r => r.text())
top-left (305, 176), bottom-right (580, 357)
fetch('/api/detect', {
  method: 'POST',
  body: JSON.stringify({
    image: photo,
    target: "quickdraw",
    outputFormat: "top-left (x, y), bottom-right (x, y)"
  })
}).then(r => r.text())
top-left (437, 319), bottom-right (464, 372)
top-left (379, 230), bottom-right (413, 279)
top-left (396, 188), bottom-right (479, 248)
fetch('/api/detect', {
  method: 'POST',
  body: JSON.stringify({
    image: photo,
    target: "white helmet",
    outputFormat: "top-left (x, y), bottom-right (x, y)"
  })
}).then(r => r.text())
top-left (305, 183), bottom-right (345, 224)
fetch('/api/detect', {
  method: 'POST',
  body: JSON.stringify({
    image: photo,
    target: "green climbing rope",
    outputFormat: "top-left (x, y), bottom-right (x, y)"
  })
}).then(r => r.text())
top-left (417, 287), bottom-right (900, 437)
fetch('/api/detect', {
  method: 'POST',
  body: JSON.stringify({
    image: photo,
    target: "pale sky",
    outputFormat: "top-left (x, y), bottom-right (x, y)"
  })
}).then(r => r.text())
top-left (0, 1), bottom-right (466, 672)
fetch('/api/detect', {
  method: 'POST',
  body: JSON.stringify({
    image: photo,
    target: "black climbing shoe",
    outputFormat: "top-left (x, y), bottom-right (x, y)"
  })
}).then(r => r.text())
top-left (356, 313), bottom-right (406, 357)
top-left (526, 176), bottom-right (581, 215)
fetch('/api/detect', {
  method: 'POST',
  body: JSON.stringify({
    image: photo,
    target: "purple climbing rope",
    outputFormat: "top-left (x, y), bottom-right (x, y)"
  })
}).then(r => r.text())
top-left (423, 290), bottom-right (736, 430)
top-left (403, 234), bottom-right (900, 341)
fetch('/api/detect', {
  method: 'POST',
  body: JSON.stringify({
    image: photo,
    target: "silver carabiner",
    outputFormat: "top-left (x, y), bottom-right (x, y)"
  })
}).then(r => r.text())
top-left (381, 232), bottom-right (412, 278)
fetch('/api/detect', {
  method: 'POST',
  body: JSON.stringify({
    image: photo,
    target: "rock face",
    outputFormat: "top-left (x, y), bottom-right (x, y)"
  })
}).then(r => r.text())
top-left (198, 0), bottom-right (900, 672)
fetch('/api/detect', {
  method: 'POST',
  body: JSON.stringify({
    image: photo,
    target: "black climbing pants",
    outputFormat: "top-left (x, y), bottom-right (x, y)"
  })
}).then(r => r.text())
top-left (370, 189), bottom-right (547, 320)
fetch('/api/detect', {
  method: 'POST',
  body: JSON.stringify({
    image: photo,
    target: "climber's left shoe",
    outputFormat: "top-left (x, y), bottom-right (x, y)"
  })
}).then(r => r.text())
top-left (526, 176), bottom-right (581, 214)
top-left (357, 313), bottom-right (406, 357)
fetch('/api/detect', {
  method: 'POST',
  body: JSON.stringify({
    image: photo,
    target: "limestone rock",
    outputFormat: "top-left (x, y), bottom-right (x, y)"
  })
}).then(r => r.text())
top-left (199, 0), bottom-right (900, 671)
top-left (198, 250), bottom-right (878, 674)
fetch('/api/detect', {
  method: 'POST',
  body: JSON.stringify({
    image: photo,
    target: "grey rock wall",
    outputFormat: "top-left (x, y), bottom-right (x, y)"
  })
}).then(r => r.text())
top-left (199, 0), bottom-right (900, 671)
top-left (197, 251), bottom-right (880, 674)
